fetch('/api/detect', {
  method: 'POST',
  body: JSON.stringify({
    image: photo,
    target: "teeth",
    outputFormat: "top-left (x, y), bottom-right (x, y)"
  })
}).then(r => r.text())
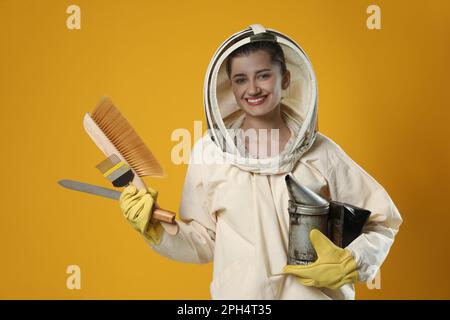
top-left (247, 97), bottom-right (265, 103)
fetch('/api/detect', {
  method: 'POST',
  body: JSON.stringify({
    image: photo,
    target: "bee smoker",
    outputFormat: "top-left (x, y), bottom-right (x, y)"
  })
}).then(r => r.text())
top-left (286, 174), bottom-right (330, 265)
top-left (285, 174), bottom-right (372, 266)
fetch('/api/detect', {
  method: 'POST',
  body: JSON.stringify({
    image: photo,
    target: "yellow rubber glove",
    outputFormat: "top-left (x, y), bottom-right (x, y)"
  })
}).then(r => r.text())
top-left (283, 229), bottom-right (358, 289)
top-left (119, 185), bottom-right (164, 245)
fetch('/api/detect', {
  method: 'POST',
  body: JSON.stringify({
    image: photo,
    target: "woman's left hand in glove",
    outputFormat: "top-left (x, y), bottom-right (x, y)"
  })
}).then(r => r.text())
top-left (283, 229), bottom-right (358, 290)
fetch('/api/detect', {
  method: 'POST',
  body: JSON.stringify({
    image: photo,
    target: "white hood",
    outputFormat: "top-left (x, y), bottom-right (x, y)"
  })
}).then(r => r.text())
top-left (203, 24), bottom-right (319, 175)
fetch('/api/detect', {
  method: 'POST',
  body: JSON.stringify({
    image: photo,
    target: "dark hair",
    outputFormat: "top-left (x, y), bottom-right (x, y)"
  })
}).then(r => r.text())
top-left (225, 41), bottom-right (287, 79)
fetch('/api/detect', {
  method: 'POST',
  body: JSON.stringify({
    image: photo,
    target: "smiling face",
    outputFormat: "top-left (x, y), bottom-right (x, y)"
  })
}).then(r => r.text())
top-left (229, 50), bottom-right (290, 118)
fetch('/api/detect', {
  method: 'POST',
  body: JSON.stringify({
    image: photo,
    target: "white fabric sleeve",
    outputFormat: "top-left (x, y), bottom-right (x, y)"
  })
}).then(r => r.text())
top-left (148, 142), bottom-right (216, 264)
top-left (326, 141), bottom-right (403, 282)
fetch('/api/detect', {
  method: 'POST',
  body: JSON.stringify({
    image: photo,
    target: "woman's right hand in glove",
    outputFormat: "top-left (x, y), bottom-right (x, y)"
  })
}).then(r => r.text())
top-left (119, 185), bottom-right (164, 245)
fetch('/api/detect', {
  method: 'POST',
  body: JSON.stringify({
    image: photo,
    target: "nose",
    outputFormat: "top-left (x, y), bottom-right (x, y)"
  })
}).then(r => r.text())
top-left (247, 79), bottom-right (261, 96)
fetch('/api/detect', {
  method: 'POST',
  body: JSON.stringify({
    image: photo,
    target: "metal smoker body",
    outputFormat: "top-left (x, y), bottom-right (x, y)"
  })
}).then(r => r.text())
top-left (286, 174), bottom-right (330, 265)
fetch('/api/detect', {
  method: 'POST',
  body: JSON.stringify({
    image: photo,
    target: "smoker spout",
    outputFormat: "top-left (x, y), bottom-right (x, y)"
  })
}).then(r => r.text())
top-left (285, 174), bottom-right (329, 206)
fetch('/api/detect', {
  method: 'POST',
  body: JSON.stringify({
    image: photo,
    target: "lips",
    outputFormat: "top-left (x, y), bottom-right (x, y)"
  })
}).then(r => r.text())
top-left (245, 95), bottom-right (267, 106)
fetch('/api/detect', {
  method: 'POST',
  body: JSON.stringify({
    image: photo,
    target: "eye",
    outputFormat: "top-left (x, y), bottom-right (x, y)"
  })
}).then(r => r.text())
top-left (234, 78), bottom-right (246, 85)
top-left (258, 73), bottom-right (271, 80)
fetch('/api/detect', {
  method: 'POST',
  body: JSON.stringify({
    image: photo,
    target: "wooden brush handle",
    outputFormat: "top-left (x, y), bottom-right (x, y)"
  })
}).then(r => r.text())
top-left (152, 208), bottom-right (176, 224)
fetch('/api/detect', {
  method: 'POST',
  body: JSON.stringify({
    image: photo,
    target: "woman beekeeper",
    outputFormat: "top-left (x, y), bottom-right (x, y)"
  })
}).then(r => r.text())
top-left (119, 24), bottom-right (403, 299)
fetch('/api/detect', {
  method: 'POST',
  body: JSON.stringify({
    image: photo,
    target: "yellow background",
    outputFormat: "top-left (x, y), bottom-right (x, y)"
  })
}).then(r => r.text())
top-left (1, 0), bottom-right (449, 299)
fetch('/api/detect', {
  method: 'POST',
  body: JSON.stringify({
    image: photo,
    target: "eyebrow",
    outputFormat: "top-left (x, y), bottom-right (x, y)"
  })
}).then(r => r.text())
top-left (232, 68), bottom-right (272, 79)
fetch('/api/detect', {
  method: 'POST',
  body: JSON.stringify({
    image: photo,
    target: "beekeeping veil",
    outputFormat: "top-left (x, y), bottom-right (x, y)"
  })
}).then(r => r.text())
top-left (203, 24), bottom-right (318, 175)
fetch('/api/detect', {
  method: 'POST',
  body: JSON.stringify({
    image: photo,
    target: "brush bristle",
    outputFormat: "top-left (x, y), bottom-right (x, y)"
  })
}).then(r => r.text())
top-left (91, 97), bottom-right (164, 177)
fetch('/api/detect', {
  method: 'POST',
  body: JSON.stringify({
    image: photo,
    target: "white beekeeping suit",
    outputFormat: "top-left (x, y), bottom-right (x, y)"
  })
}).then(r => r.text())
top-left (151, 24), bottom-right (402, 300)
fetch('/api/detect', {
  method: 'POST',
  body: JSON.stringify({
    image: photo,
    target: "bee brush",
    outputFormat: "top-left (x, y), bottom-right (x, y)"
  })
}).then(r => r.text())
top-left (83, 97), bottom-right (176, 229)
